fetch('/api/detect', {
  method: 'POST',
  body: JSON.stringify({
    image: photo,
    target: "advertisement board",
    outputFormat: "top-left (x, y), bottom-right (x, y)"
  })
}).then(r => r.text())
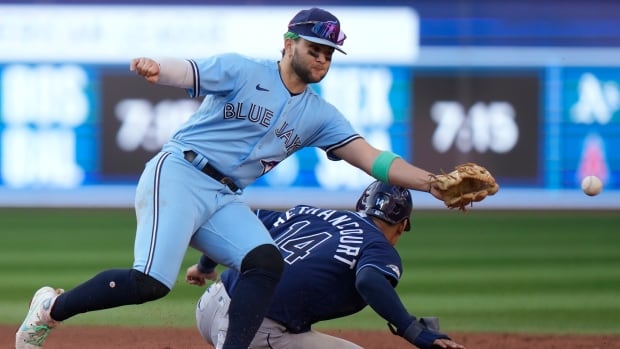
top-left (412, 70), bottom-right (541, 186)
top-left (555, 68), bottom-right (620, 189)
top-left (99, 69), bottom-right (198, 182)
top-left (0, 63), bottom-right (98, 188)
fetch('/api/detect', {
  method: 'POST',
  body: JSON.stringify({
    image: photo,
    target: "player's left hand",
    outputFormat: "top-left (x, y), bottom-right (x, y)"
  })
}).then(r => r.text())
top-left (429, 184), bottom-right (444, 202)
top-left (432, 338), bottom-right (466, 348)
top-left (185, 264), bottom-right (218, 286)
top-left (429, 163), bottom-right (499, 211)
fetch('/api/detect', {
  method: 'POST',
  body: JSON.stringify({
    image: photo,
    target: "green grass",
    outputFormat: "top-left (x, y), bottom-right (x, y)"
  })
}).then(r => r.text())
top-left (1, 208), bottom-right (619, 334)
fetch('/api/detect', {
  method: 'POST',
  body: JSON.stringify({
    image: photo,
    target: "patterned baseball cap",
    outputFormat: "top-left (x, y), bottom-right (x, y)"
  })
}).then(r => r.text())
top-left (287, 8), bottom-right (347, 54)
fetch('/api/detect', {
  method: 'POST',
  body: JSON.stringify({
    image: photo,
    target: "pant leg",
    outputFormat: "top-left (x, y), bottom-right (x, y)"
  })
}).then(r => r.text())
top-left (251, 318), bottom-right (364, 349)
top-left (196, 282), bottom-right (231, 348)
top-left (133, 151), bottom-right (224, 288)
top-left (290, 330), bottom-right (365, 349)
top-left (195, 283), bottom-right (363, 349)
top-left (189, 198), bottom-right (275, 270)
top-left (196, 284), bottom-right (289, 349)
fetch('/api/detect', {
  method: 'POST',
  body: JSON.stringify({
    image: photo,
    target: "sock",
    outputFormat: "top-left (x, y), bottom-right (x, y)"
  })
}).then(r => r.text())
top-left (222, 269), bottom-right (280, 349)
top-left (50, 269), bottom-right (142, 321)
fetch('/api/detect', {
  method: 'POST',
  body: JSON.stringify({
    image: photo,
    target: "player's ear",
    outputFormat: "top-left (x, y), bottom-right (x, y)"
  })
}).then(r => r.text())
top-left (283, 38), bottom-right (295, 56)
top-left (397, 219), bottom-right (409, 235)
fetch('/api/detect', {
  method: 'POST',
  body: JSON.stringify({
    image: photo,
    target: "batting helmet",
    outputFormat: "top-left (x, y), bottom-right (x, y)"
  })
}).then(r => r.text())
top-left (356, 181), bottom-right (412, 231)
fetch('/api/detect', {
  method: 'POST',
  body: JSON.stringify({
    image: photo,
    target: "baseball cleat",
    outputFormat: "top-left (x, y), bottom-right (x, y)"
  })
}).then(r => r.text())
top-left (15, 286), bottom-right (64, 349)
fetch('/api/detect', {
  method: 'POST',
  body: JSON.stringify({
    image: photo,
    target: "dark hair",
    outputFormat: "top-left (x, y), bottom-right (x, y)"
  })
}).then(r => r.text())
top-left (281, 31), bottom-right (300, 57)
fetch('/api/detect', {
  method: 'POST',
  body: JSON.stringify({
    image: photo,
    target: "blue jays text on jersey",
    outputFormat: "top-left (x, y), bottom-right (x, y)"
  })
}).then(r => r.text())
top-left (220, 205), bottom-right (403, 333)
top-left (223, 102), bottom-right (273, 127)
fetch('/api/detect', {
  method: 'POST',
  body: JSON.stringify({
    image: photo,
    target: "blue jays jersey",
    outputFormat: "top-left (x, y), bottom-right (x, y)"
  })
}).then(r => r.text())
top-left (220, 206), bottom-right (403, 333)
top-left (163, 53), bottom-right (361, 189)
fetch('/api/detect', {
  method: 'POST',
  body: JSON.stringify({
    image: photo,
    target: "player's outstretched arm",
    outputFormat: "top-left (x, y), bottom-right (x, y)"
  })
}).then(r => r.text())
top-left (130, 57), bottom-right (194, 88)
top-left (333, 139), bottom-right (440, 199)
top-left (355, 267), bottom-right (465, 349)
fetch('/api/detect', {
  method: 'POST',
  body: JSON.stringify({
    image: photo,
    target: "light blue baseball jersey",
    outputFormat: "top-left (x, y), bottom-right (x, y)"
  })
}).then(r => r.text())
top-left (134, 53), bottom-right (363, 289)
top-left (164, 53), bottom-right (361, 189)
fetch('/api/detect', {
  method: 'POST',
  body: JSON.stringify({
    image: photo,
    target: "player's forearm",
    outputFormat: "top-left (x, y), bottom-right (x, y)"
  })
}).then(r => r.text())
top-left (357, 268), bottom-right (455, 348)
top-left (334, 140), bottom-right (435, 193)
top-left (387, 158), bottom-right (435, 193)
top-left (355, 267), bottom-right (411, 329)
top-left (197, 254), bottom-right (218, 274)
top-left (156, 57), bottom-right (195, 88)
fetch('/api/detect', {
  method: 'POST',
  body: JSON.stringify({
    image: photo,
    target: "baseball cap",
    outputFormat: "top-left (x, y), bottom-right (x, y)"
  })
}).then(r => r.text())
top-left (287, 8), bottom-right (347, 54)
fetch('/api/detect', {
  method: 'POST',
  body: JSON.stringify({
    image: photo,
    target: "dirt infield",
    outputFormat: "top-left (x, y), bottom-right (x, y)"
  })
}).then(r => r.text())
top-left (4, 325), bottom-right (620, 349)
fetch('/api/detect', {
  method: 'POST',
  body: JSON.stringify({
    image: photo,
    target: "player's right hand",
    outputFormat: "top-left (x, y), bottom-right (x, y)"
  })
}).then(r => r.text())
top-left (432, 338), bottom-right (466, 349)
top-left (130, 57), bottom-right (160, 84)
top-left (185, 264), bottom-right (218, 286)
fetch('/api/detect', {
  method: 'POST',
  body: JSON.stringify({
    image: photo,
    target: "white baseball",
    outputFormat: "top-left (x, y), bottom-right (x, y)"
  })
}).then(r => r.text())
top-left (581, 175), bottom-right (602, 196)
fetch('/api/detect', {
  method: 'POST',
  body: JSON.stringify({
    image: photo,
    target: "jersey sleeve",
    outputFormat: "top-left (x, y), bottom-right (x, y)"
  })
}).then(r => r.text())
top-left (184, 53), bottom-right (247, 98)
top-left (355, 241), bottom-right (403, 286)
top-left (297, 98), bottom-right (361, 161)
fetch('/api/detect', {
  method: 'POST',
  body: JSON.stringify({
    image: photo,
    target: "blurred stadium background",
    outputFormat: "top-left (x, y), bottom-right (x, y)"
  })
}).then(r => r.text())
top-left (0, 0), bottom-right (619, 209)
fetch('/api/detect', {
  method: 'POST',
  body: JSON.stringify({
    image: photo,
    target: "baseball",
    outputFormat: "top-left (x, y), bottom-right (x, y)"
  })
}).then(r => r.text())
top-left (581, 175), bottom-right (602, 196)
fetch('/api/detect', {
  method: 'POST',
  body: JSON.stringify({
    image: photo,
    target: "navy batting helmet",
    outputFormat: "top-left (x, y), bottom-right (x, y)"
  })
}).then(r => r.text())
top-left (356, 181), bottom-right (412, 231)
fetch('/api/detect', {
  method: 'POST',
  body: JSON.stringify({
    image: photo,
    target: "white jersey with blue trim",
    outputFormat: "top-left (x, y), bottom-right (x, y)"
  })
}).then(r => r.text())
top-left (164, 53), bottom-right (361, 189)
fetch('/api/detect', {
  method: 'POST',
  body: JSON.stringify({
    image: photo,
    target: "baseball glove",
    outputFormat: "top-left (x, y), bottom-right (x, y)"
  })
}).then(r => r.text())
top-left (430, 163), bottom-right (499, 211)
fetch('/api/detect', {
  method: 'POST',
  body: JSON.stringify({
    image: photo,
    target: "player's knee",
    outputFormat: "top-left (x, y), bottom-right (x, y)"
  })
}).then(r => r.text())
top-left (130, 269), bottom-right (170, 303)
top-left (240, 244), bottom-right (284, 276)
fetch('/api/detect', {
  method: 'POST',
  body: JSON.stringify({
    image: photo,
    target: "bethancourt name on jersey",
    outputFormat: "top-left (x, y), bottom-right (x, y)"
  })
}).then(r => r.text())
top-left (271, 206), bottom-right (368, 269)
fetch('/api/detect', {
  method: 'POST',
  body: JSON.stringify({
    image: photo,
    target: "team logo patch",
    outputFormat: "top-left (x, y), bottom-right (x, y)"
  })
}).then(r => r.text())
top-left (387, 264), bottom-right (401, 279)
top-left (260, 159), bottom-right (280, 175)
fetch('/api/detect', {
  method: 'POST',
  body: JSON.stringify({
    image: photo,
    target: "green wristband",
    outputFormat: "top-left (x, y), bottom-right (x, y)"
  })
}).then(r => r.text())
top-left (371, 151), bottom-right (400, 183)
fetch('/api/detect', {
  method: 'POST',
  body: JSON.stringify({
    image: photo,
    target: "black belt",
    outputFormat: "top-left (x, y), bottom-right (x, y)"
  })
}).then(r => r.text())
top-left (183, 151), bottom-right (239, 192)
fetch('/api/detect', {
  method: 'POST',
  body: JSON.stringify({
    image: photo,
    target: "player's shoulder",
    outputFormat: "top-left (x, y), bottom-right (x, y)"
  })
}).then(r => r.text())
top-left (216, 53), bottom-right (276, 68)
top-left (303, 87), bottom-right (343, 115)
top-left (197, 53), bottom-right (276, 75)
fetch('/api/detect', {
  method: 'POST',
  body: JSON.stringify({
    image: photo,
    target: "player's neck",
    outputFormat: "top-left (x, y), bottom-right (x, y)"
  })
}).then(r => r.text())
top-left (278, 61), bottom-right (307, 95)
top-left (372, 218), bottom-right (401, 246)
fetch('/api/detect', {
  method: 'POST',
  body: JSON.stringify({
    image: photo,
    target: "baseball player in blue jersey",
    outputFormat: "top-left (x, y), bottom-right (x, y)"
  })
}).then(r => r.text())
top-left (17, 7), bottom-right (453, 349)
top-left (188, 181), bottom-right (465, 349)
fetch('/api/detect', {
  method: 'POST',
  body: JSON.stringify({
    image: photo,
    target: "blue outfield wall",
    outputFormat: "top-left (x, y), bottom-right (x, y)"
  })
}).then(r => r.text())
top-left (0, 186), bottom-right (618, 210)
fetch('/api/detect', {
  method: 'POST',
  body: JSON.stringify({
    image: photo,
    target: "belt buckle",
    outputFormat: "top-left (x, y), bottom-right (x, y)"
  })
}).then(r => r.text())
top-left (220, 177), bottom-right (234, 187)
top-left (183, 150), bottom-right (198, 163)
